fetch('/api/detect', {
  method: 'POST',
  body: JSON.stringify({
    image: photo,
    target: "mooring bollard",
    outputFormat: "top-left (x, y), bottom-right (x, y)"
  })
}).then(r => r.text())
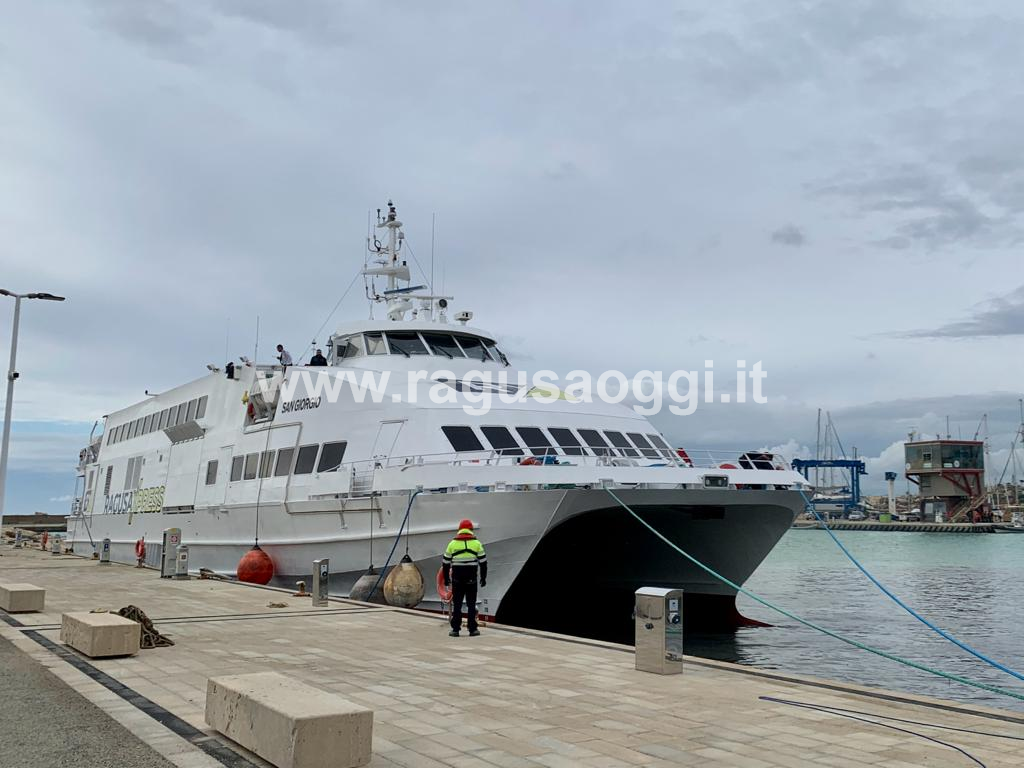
top-left (293, 580), bottom-right (308, 597)
top-left (312, 559), bottom-right (329, 607)
top-left (99, 538), bottom-right (111, 565)
top-left (174, 544), bottom-right (189, 580)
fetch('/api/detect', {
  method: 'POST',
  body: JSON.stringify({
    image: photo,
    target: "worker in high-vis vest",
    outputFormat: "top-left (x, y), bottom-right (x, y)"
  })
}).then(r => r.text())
top-left (441, 519), bottom-right (487, 637)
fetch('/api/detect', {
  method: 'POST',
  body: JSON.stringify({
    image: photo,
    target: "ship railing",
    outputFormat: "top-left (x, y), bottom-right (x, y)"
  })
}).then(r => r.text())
top-left (339, 448), bottom-right (792, 473)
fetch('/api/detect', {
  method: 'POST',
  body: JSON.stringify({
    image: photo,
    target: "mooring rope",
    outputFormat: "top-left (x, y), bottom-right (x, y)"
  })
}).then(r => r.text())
top-left (367, 489), bottom-right (422, 600)
top-left (797, 489), bottom-right (1024, 683)
top-left (604, 488), bottom-right (1024, 703)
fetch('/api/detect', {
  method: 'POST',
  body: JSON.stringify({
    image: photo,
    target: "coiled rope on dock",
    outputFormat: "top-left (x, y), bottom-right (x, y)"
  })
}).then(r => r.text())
top-left (797, 489), bottom-right (1024, 683)
top-left (604, 488), bottom-right (1024, 704)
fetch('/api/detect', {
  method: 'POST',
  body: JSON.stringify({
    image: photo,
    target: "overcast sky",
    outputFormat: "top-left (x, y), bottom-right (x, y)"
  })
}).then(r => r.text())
top-left (3, 1), bottom-right (1024, 512)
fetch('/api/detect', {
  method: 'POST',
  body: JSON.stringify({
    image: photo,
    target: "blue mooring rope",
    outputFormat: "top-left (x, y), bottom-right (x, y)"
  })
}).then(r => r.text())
top-left (798, 489), bottom-right (1024, 683)
top-left (604, 488), bottom-right (1024, 703)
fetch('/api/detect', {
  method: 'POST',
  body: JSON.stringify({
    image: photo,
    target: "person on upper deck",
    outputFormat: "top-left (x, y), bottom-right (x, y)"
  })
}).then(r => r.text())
top-left (309, 349), bottom-right (327, 366)
top-left (276, 344), bottom-right (293, 368)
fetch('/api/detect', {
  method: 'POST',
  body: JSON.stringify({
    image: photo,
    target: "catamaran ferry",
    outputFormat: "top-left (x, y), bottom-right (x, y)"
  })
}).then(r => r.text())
top-left (68, 202), bottom-right (809, 641)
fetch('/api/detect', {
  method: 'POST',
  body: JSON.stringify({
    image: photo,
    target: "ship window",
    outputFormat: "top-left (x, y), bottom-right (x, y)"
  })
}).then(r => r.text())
top-left (627, 432), bottom-right (660, 458)
top-left (516, 427), bottom-right (556, 456)
top-left (647, 433), bottom-right (676, 460)
top-left (422, 332), bottom-right (465, 359)
top-left (364, 332), bottom-right (387, 356)
top-left (243, 453), bottom-right (258, 480)
top-left (166, 405), bottom-right (177, 428)
top-left (230, 456), bottom-right (244, 482)
top-left (604, 431), bottom-right (639, 457)
top-left (549, 428), bottom-right (587, 456)
top-left (186, 399), bottom-right (198, 422)
top-left (127, 419), bottom-right (138, 439)
top-left (274, 448), bottom-right (295, 477)
top-left (383, 332), bottom-right (427, 357)
top-left (579, 429), bottom-right (613, 456)
top-left (336, 334), bottom-right (364, 359)
top-left (124, 457), bottom-right (135, 490)
top-left (205, 460), bottom-right (218, 486)
top-left (175, 404), bottom-right (187, 426)
top-left (317, 441), bottom-right (347, 472)
top-left (442, 426), bottom-right (484, 453)
top-left (143, 414), bottom-right (153, 434)
top-left (104, 465), bottom-right (113, 495)
top-left (481, 426), bottom-right (524, 456)
top-left (259, 450), bottom-right (275, 478)
top-left (294, 444), bottom-right (319, 475)
top-left (196, 395), bottom-right (208, 419)
top-left (456, 336), bottom-right (491, 362)
top-left (484, 339), bottom-right (509, 366)
top-left (158, 409), bottom-right (168, 430)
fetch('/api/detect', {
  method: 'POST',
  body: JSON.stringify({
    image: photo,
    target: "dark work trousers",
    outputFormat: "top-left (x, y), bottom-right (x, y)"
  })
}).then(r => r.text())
top-left (450, 572), bottom-right (479, 633)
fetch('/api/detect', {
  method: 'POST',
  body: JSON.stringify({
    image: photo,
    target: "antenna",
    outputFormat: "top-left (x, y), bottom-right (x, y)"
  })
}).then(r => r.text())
top-left (430, 212), bottom-right (436, 298)
top-left (254, 315), bottom-right (260, 365)
top-left (225, 316), bottom-right (230, 362)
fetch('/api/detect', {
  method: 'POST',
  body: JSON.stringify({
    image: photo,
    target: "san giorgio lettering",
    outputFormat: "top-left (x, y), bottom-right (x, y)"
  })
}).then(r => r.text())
top-left (281, 396), bottom-right (322, 413)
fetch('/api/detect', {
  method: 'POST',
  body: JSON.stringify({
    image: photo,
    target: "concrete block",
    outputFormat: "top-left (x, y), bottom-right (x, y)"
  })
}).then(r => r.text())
top-left (0, 583), bottom-right (45, 613)
top-left (205, 671), bottom-right (373, 768)
top-left (60, 612), bottom-right (140, 657)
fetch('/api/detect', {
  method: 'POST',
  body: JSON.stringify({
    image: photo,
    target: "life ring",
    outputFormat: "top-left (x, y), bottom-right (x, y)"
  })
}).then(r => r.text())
top-left (436, 566), bottom-right (453, 602)
top-left (718, 463), bottom-right (743, 489)
top-left (520, 456), bottom-right (540, 466)
top-left (135, 538), bottom-right (146, 560)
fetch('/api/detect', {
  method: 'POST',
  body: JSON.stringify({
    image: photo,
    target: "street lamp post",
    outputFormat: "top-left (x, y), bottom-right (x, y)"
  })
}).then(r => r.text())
top-left (0, 289), bottom-right (66, 529)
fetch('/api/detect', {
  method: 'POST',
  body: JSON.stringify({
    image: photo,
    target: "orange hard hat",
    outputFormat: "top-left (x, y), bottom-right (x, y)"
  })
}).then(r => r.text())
top-left (458, 519), bottom-right (474, 531)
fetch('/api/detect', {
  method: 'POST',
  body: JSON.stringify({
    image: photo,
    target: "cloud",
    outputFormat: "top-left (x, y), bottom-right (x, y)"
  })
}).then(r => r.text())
top-left (814, 164), bottom-right (1021, 249)
top-left (770, 224), bottom-right (806, 246)
top-left (900, 285), bottom-right (1024, 338)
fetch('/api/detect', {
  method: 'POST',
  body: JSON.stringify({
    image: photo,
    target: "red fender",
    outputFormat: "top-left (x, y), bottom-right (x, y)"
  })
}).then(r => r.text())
top-left (436, 566), bottom-right (453, 602)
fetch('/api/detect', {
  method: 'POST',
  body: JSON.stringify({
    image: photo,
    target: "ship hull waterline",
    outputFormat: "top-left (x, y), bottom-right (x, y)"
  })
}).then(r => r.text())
top-left (67, 487), bottom-right (801, 641)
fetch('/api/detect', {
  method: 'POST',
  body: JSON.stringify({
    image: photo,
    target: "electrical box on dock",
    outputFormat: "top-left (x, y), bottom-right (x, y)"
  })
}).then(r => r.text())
top-left (160, 528), bottom-right (181, 578)
top-left (634, 587), bottom-right (683, 675)
top-left (312, 558), bottom-right (329, 607)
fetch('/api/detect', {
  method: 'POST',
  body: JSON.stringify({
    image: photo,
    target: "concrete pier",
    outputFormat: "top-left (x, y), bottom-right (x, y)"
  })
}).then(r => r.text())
top-left (2, 546), bottom-right (1023, 767)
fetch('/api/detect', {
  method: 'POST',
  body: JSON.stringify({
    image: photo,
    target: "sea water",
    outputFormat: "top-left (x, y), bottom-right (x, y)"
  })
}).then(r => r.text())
top-left (689, 529), bottom-right (1024, 712)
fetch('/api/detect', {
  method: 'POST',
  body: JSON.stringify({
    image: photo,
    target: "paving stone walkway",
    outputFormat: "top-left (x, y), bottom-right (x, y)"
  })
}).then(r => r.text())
top-left (2, 546), bottom-right (1023, 767)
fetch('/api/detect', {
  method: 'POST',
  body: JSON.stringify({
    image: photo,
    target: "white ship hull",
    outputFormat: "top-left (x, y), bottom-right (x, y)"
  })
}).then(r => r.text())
top-left (68, 486), bottom-right (801, 640)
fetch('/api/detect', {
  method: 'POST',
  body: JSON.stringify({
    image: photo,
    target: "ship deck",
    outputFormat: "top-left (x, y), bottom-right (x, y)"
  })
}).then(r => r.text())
top-left (2, 545), bottom-right (1023, 767)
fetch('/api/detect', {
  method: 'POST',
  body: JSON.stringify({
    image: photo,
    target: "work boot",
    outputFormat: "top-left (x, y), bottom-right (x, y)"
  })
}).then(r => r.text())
top-left (448, 629), bottom-right (460, 637)
top-left (469, 629), bottom-right (481, 637)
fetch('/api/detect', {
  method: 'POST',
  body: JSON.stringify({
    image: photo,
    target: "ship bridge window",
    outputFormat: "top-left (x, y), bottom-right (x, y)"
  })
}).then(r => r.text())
top-left (456, 336), bottom-right (491, 362)
top-left (578, 429), bottom-right (613, 456)
top-left (336, 334), bottom-right (364, 360)
top-left (274, 448), bottom-right (295, 476)
top-left (481, 426), bottom-right (524, 456)
top-left (516, 427), bottom-right (556, 456)
top-left (230, 456), bottom-right (244, 482)
top-left (549, 428), bottom-right (587, 456)
top-left (205, 460), bottom-right (218, 486)
top-left (317, 441), bottom-right (347, 472)
top-left (143, 414), bottom-right (154, 434)
top-left (158, 409), bottom-right (169, 430)
top-left (196, 395), bottom-right (208, 419)
top-left (422, 332), bottom-right (465, 359)
top-left (243, 453), bottom-right (258, 480)
top-left (294, 444), bottom-right (319, 475)
top-left (647, 433), bottom-right (676, 460)
top-left (627, 432), bottom-right (660, 459)
top-left (385, 331), bottom-right (429, 356)
top-left (442, 426), bottom-right (485, 453)
top-left (484, 340), bottom-right (510, 366)
top-left (604, 431), bottom-right (639, 458)
top-left (364, 332), bottom-right (388, 356)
